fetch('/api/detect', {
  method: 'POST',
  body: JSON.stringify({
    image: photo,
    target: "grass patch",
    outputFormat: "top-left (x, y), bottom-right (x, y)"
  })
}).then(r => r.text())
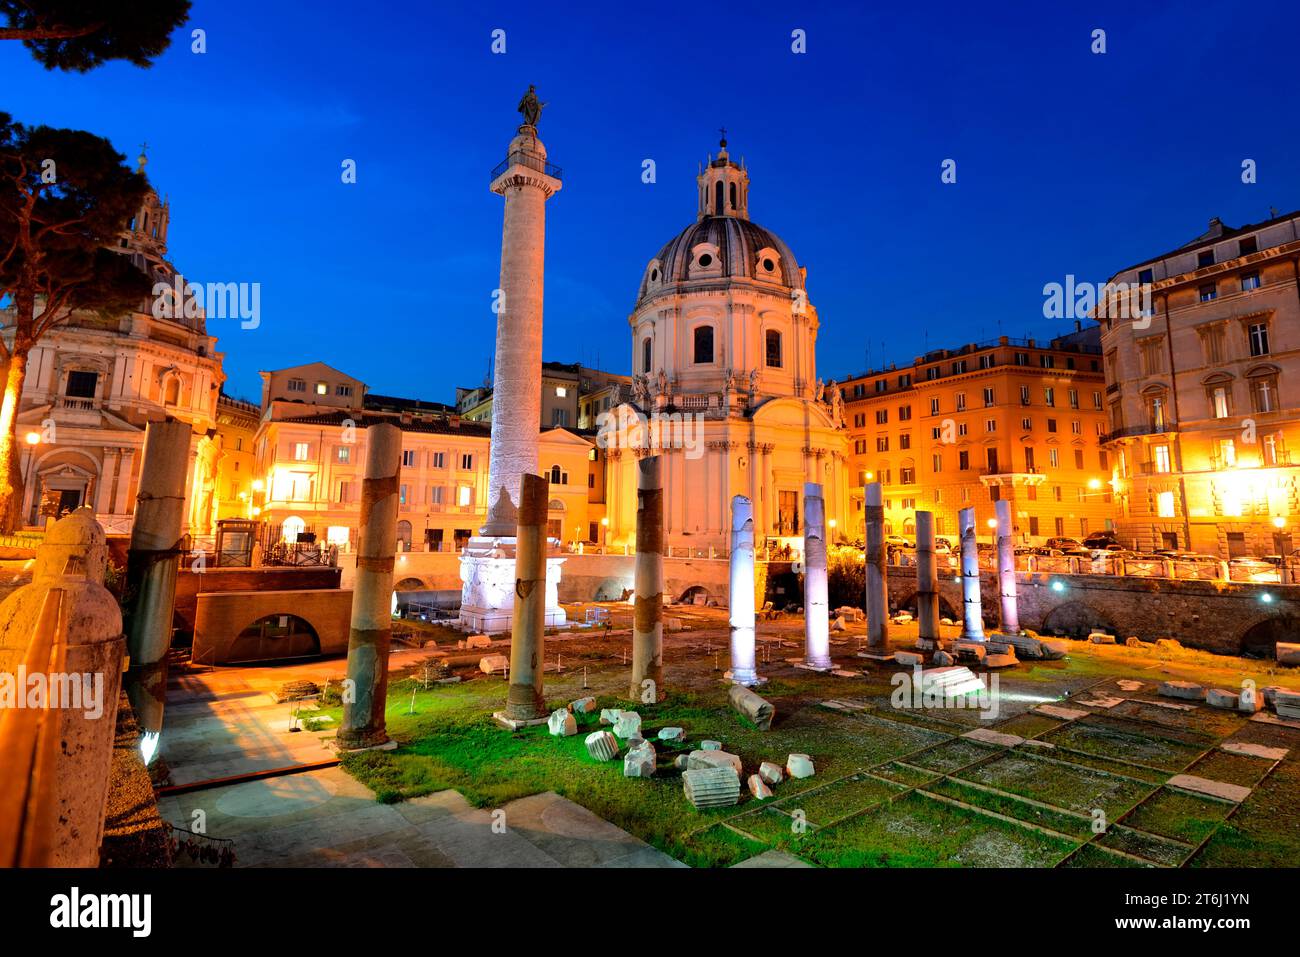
top-left (872, 761), bottom-right (942, 788)
top-left (924, 778), bottom-right (1094, 839)
top-left (1183, 750), bottom-right (1274, 788)
top-left (800, 792), bottom-right (1076, 867)
top-left (1123, 788), bottom-right (1231, 845)
top-left (1060, 843), bottom-right (1154, 868)
top-left (907, 739), bottom-right (1001, 773)
top-left (771, 772), bottom-right (905, 826)
top-left (955, 752), bottom-right (1155, 816)
top-left (1192, 759), bottom-right (1300, 867)
top-left (1095, 824), bottom-right (1192, 866)
top-left (1042, 715), bottom-right (1207, 772)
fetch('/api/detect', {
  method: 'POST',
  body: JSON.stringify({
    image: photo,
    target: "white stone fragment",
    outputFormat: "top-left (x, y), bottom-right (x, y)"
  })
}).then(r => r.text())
top-left (548, 708), bottom-right (577, 736)
top-left (657, 726), bottom-right (686, 743)
top-left (612, 710), bottom-right (642, 739)
top-left (569, 696), bottom-right (597, 714)
top-left (748, 774), bottom-right (773, 800)
top-left (479, 654), bottom-right (510, 674)
top-left (624, 740), bottom-right (656, 778)
top-left (786, 753), bottom-right (815, 779)
top-left (599, 708), bottom-right (622, 725)
top-left (687, 749), bottom-right (743, 775)
top-left (758, 761), bottom-right (784, 786)
top-left (584, 730), bottom-right (620, 761)
top-left (1159, 680), bottom-right (1205, 701)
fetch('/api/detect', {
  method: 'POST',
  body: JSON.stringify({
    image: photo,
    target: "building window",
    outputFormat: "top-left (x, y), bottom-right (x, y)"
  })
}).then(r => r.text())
top-left (1248, 322), bottom-right (1270, 357)
top-left (958, 451), bottom-right (969, 470)
top-left (552, 408), bottom-right (570, 427)
top-left (1239, 236), bottom-right (1258, 256)
top-left (549, 465), bottom-right (568, 485)
top-left (1047, 418), bottom-right (1058, 433)
top-left (292, 442), bottom-right (309, 461)
top-left (337, 446), bottom-right (351, 463)
top-left (1074, 449), bottom-right (1084, 469)
top-left (1068, 389), bottom-right (1078, 409)
top-left (1040, 355), bottom-right (1055, 369)
top-left (875, 409), bottom-right (888, 425)
top-left (1198, 249), bottom-right (1215, 268)
top-left (899, 434), bottom-right (911, 450)
top-left (432, 451), bottom-right (445, 468)
top-left (955, 392), bottom-right (967, 411)
top-left (1241, 271), bottom-right (1261, 292)
top-left (1153, 444), bottom-right (1171, 473)
top-left (287, 378), bottom-right (306, 392)
top-left (336, 384), bottom-right (352, 397)
top-left (1206, 382), bottom-right (1232, 419)
top-left (1014, 352), bottom-right (1029, 366)
top-left (930, 397), bottom-right (940, 415)
top-left (402, 450), bottom-right (416, 467)
top-left (1217, 438), bottom-right (1236, 468)
top-left (1249, 370), bottom-right (1279, 413)
top-left (1145, 391), bottom-right (1169, 430)
top-left (983, 387), bottom-right (995, 407)
top-left (1157, 490), bottom-right (1175, 518)
top-left (460, 453), bottom-right (473, 470)
top-left (1049, 448), bottom-right (1059, 468)
top-left (1139, 338), bottom-right (1166, 375)
top-left (457, 484), bottom-right (473, 507)
top-left (692, 325), bottom-right (715, 363)
top-left (765, 330), bottom-right (782, 368)
top-left (1020, 385), bottom-right (1030, 406)
top-left (1044, 387), bottom-right (1055, 407)
top-left (898, 405), bottom-right (912, 421)
top-left (876, 437), bottom-right (889, 452)
top-left (1021, 416), bottom-right (1032, 430)
top-left (1199, 283), bottom-right (1217, 302)
top-left (931, 453), bottom-right (942, 472)
top-left (315, 381), bottom-right (329, 395)
top-left (985, 419), bottom-right (996, 433)
top-left (900, 467), bottom-right (915, 484)
top-left (642, 337), bottom-right (652, 374)
top-left (65, 370), bottom-right (98, 399)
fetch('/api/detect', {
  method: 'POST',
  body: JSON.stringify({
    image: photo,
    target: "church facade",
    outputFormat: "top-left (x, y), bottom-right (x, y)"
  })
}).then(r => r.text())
top-left (602, 141), bottom-right (848, 554)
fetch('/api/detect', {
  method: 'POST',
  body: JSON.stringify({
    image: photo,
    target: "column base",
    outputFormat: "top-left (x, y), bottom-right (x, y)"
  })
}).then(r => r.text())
top-left (725, 669), bottom-right (767, 687)
top-left (491, 711), bottom-right (550, 731)
top-left (796, 660), bottom-right (834, 673)
top-left (332, 737), bottom-right (398, 754)
top-left (856, 650), bottom-right (895, 662)
top-left (457, 536), bottom-right (567, 634)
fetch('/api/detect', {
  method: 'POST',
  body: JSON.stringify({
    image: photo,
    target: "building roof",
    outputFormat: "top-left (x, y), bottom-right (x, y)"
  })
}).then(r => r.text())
top-left (364, 392), bottom-right (457, 415)
top-left (643, 215), bottom-right (803, 294)
top-left (276, 409), bottom-right (491, 437)
top-left (1118, 209), bottom-right (1300, 275)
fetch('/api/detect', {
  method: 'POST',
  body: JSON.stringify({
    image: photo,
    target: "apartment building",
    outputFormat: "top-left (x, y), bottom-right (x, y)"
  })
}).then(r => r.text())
top-left (841, 328), bottom-right (1113, 544)
top-left (1100, 211), bottom-right (1300, 558)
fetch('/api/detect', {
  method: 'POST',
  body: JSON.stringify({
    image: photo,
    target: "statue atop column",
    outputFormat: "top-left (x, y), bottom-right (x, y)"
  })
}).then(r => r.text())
top-left (518, 85), bottom-right (546, 128)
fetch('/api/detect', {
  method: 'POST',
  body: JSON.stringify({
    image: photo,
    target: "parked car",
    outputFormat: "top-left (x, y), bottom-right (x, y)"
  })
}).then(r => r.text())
top-left (885, 535), bottom-right (913, 549)
top-left (1082, 531), bottom-right (1119, 549)
top-left (1045, 537), bottom-right (1082, 550)
top-left (934, 536), bottom-right (952, 551)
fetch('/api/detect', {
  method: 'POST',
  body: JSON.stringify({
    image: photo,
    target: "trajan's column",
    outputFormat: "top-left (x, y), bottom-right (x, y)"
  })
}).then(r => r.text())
top-left (460, 87), bottom-right (567, 633)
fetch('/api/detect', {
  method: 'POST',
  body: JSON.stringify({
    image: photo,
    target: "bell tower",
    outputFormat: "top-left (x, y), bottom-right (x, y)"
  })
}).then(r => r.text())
top-left (697, 132), bottom-right (749, 221)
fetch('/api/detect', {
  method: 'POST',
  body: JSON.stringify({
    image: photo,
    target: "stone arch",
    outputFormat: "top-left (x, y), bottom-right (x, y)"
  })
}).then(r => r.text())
top-left (678, 583), bottom-right (713, 605)
top-left (895, 588), bottom-right (961, 622)
top-left (593, 577), bottom-right (631, 602)
top-left (225, 613), bottom-right (321, 663)
top-left (1238, 614), bottom-right (1300, 658)
top-left (1040, 600), bottom-right (1115, 639)
top-left (394, 577), bottom-right (426, 592)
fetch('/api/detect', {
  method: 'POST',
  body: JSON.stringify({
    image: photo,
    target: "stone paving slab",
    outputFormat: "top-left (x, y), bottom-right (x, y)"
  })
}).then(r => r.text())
top-left (1033, 704), bottom-right (1089, 721)
top-left (1220, 741), bottom-right (1289, 761)
top-left (1166, 774), bottom-right (1252, 803)
top-left (961, 728), bottom-right (1024, 748)
top-left (160, 768), bottom-right (684, 869)
top-left (731, 849), bottom-right (815, 868)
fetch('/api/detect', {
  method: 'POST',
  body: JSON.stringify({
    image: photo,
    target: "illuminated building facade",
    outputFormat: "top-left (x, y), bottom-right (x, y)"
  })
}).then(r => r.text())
top-left (840, 328), bottom-right (1114, 544)
top-left (254, 362), bottom-right (596, 551)
top-left (1100, 212), bottom-right (1300, 558)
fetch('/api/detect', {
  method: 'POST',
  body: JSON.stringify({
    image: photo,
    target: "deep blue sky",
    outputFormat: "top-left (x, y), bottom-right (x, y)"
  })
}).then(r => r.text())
top-left (5, 0), bottom-right (1298, 402)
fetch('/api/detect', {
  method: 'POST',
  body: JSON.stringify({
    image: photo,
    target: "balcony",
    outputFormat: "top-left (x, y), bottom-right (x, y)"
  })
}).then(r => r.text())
top-left (1099, 422), bottom-right (1175, 444)
top-left (490, 151), bottom-right (562, 182)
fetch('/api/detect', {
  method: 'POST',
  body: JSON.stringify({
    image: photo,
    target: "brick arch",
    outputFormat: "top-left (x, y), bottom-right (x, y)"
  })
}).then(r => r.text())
top-left (677, 583), bottom-right (713, 605)
top-left (1237, 613), bottom-right (1300, 658)
top-left (1040, 600), bottom-right (1116, 639)
top-left (893, 587), bottom-right (961, 622)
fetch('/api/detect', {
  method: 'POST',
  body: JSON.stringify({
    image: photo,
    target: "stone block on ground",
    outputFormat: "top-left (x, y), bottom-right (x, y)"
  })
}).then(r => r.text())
top-left (657, 726), bottom-right (686, 743)
top-left (479, 654), bottom-right (510, 674)
top-left (274, 680), bottom-right (320, 703)
top-left (1206, 689), bottom-right (1240, 710)
top-left (1168, 774), bottom-right (1251, 803)
top-left (623, 741), bottom-right (657, 778)
top-left (665, 618), bottom-right (684, 632)
top-left (758, 761), bottom-right (783, 786)
top-left (894, 650), bottom-right (924, 666)
top-left (1088, 631), bottom-right (1115, 645)
top-left (569, 696), bottom-right (597, 714)
top-left (1155, 638), bottom-right (1182, 651)
top-left (1277, 642), bottom-right (1300, 666)
top-left (673, 754), bottom-right (690, 770)
top-left (932, 649), bottom-right (954, 666)
top-left (729, 684), bottom-right (776, 731)
top-left (1238, 686), bottom-right (1264, 713)
top-left (600, 708), bottom-right (622, 725)
top-left (1125, 637), bottom-right (1142, 648)
top-left (1159, 680), bottom-right (1206, 701)
top-left (612, 711), bottom-right (642, 739)
top-left (683, 766), bottom-right (741, 809)
top-left (1221, 741), bottom-right (1288, 761)
top-left (466, 634), bottom-right (492, 649)
top-left (748, 774), bottom-right (774, 800)
top-left (1034, 704), bottom-right (1089, 721)
top-left (786, 753), bottom-right (815, 779)
top-left (1276, 690), bottom-right (1300, 720)
top-left (584, 730), bottom-right (620, 762)
top-left (687, 749), bottom-right (743, 775)
top-left (983, 653), bottom-right (1018, 669)
top-left (830, 616), bottom-right (847, 632)
top-left (962, 728), bottom-right (1024, 748)
top-left (548, 708), bottom-right (577, 736)
top-left (1039, 640), bottom-right (1068, 660)
top-left (701, 739), bottom-right (722, 750)
top-left (953, 641), bottom-right (987, 662)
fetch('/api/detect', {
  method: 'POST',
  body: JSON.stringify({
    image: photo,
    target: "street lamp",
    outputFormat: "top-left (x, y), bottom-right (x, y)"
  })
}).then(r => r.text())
top-left (22, 432), bottom-right (40, 527)
top-left (986, 516), bottom-right (997, 549)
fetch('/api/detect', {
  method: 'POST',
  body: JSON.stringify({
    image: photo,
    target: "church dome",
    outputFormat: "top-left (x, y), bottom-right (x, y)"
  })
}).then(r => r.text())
top-left (643, 216), bottom-right (802, 294)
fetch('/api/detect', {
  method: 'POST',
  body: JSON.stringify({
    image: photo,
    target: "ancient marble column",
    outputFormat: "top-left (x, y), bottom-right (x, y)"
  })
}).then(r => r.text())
top-left (864, 480), bottom-right (888, 653)
top-left (915, 510), bottom-right (940, 645)
top-left (481, 124), bottom-right (562, 536)
top-left (503, 473), bottom-right (549, 723)
top-left (958, 506), bottom-right (985, 642)
top-left (802, 482), bottom-right (832, 670)
top-left (630, 456), bottom-right (664, 701)
top-left (123, 419), bottom-right (191, 752)
top-left (995, 499), bottom-right (1020, 635)
top-left (729, 494), bottom-right (760, 685)
top-left (337, 423), bottom-right (403, 750)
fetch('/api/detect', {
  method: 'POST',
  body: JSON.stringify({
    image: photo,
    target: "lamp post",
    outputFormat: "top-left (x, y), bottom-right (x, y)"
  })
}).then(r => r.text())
top-left (22, 431), bottom-right (40, 527)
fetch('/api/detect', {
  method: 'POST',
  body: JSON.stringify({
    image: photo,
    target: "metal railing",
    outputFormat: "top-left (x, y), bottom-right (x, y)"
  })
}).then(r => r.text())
top-left (490, 151), bottom-right (562, 182)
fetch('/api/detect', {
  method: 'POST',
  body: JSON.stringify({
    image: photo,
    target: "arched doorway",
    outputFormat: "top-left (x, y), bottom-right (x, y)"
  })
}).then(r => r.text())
top-left (1240, 615), bottom-right (1300, 658)
top-left (281, 515), bottom-right (305, 542)
top-left (227, 614), bottom-right (320, 663)
top-left (396, 520), bottom-right (413, 550)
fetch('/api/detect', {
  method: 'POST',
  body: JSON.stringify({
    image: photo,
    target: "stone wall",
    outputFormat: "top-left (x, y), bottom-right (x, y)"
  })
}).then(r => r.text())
top-left (193, 589), bottom-right (353, 664)
top-left (175, 566), bottom-right (342, 635)
top-left (884, 565), bottom-right (1300, 654)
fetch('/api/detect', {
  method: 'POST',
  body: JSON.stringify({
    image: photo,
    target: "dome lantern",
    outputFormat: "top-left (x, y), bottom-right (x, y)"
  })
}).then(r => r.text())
top-left (698, 130), bottom-right (749, 221)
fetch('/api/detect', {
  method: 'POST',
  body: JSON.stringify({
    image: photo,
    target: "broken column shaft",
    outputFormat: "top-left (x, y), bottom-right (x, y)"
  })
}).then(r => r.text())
top-left (995, 498), bottom-right (1020, 635)
top-left (504, 472), bottom-right (549, 721)
top-left (630, 455), bottom-right (664, 701)
top-left (123, 419), bottom-right (191, 750)
top-left (958, 505), bottom-right (985, 642)
top-left (802, 482), bottom-right (831, 670)
top-left (915, 509), bottom-right (940, 644)
top-left (337, 423), bottom-right (403, 750)
top-left (729, 494), bottom-right (760, 685)
top-left (864, 480), bottom-right (888, 652)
